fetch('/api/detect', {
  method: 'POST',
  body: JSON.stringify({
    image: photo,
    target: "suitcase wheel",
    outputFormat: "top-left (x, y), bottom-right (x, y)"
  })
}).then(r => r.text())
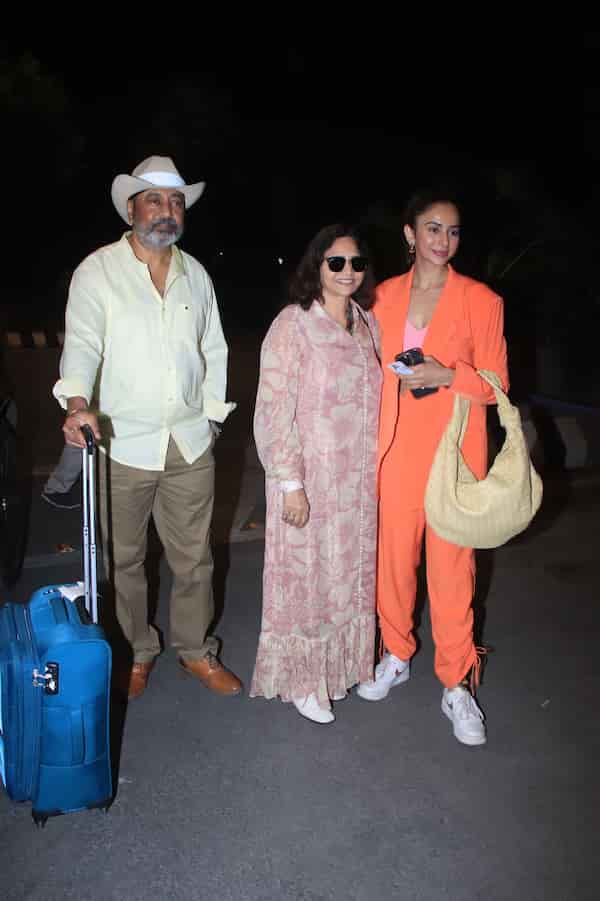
top-left (32, 812), bottom-right (48, 828)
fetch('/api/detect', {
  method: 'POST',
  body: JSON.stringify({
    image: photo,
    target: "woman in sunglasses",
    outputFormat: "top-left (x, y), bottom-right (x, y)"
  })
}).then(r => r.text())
top-left (250, 224), bottom-right (381, 724)
top-left (356, 189), bottom-right (509, 747)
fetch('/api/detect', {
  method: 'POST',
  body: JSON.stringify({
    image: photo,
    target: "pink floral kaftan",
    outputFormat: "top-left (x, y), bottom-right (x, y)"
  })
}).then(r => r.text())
top-left (250, 301), bottom-right (382, 706)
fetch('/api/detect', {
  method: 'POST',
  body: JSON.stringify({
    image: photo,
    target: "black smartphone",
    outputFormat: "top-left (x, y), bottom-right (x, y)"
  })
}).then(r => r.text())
top-left (395, 349), bottom-right (438, 399)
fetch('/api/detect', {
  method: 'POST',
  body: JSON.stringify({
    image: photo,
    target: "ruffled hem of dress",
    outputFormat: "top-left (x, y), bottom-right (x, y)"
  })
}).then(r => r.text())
top-left (249, 614), bottom-right (375, 707)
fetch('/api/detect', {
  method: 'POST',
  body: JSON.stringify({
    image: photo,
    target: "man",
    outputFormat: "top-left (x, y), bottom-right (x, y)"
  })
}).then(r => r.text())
top-left (53, 155), bottom-right (242, 700)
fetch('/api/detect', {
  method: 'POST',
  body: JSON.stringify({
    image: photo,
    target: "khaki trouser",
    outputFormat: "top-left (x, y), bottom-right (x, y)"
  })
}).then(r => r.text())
top-left (98, 438), bottom-right (218, 664)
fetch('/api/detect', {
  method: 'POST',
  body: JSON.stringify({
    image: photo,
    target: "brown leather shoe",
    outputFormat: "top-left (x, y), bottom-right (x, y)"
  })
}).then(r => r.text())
top-left (124, 660), bottom-right (155, 700)
top-left (178, 653), bottom-right (242, 696)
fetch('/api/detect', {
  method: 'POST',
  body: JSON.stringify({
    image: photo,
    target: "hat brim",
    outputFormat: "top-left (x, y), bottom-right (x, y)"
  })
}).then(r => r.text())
top-left (111, 174), bottom-right (206, 224)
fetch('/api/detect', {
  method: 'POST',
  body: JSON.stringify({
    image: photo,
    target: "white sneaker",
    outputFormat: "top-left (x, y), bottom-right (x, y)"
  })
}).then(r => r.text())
top-left (293, 693), bottom-right (335, 724)
top-left (442, 686), bottom-right (486, 746)
top-left (356, 653), bottom-right (410, 701)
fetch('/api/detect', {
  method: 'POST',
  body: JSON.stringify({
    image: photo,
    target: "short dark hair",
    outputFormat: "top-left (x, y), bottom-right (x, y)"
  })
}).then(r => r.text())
top-left (288, 223), bottom-right (375, 311)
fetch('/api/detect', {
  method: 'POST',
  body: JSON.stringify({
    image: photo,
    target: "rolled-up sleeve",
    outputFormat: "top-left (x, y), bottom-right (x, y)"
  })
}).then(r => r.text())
top-left (53, 262), bottom-right (106, 409)
top-left (450, 289), bottom-right (508, 405)
top-left (253, 308), bottom-right (304, 483)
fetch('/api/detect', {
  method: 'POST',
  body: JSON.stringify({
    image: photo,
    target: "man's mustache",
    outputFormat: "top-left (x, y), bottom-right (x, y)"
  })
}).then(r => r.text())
top-left (150, 217), bottom-right (179, 231)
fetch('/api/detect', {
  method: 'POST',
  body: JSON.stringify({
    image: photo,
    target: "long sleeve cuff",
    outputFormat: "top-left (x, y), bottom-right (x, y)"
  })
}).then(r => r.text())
top-left (202, 394), bottom-right (237, 423)
top-left (53, 378), bottom-right (93, 410)
top-left (450, 360), bottom-right (498, 405)
top-left (280, 479), bottom-right (304, 493)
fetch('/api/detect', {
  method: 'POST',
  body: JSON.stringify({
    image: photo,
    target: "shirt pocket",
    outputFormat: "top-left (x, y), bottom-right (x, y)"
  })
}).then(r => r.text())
top-left (173, 301), bottom-right (205, 346)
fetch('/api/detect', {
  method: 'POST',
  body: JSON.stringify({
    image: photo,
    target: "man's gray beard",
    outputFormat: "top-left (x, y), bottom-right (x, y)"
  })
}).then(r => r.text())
top-left (133, 220), bottom-right (184, 249)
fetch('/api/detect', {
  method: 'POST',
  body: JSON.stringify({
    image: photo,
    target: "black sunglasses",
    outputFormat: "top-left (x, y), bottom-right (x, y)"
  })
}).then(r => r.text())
top-left (324, 256), bottom-right (369, 273)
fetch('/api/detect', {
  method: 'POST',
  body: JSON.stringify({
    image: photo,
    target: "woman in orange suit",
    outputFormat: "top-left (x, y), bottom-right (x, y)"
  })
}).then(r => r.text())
top-left (357, 189), bottom-right (508, 746)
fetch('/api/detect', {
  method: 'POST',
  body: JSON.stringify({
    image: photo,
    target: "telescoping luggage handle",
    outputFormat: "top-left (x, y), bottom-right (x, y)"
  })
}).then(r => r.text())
top-left (80, 425), bottom-right (98, 625)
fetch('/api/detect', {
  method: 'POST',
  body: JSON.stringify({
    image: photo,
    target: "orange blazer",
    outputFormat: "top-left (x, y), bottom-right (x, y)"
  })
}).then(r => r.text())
top-left (375, 265), bottom-right (509, 512)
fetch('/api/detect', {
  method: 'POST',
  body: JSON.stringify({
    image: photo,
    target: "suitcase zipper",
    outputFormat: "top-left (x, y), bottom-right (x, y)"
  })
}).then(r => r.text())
top-left (22, 608), bottom-right (42, 798)
top-left (6, 606), bottom-right (26, 793)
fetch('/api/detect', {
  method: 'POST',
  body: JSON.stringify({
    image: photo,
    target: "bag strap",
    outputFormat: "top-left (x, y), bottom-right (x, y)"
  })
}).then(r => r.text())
top-left (354, 304), bottom-right (381, 363)
top-left (450, 369), bottom-right (518, 451)
top-left (477, 369), bottom-right (521, 432)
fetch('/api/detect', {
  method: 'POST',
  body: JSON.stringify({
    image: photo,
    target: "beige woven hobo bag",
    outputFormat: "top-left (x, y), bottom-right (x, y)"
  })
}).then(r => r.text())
top-left (424, 370), bottom-right (543, 549)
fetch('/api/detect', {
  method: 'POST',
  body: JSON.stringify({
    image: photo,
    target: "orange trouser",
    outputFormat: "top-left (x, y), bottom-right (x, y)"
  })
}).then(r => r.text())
top-left (377, 503), bottom-right (477, 689)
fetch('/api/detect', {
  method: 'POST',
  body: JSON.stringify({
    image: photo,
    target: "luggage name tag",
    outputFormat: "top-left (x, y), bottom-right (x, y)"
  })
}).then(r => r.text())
top-left (32, 662), bottom-right (59, 695)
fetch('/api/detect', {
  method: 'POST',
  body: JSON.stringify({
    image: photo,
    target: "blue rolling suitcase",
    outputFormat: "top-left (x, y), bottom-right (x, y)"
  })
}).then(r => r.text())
top-left (0, 426), bottom-right (112, 826)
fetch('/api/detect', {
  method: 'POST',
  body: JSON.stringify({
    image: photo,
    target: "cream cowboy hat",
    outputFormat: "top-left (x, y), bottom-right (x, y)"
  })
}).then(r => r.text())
top-left (111, 156), bottom-right (206, 223)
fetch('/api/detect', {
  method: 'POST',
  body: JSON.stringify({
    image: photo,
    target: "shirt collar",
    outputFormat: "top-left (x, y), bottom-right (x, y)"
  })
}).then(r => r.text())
top-left (120, 232), bottom-right (188, 280)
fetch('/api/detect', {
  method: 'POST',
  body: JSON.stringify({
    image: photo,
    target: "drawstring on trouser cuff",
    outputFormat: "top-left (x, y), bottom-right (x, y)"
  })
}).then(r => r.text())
top-left (461, 645), bottom-right (490, 693)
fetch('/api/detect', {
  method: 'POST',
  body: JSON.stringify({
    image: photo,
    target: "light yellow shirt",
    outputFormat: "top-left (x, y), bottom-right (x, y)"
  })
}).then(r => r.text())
top-left (53, 233), bottom-right (236, 470)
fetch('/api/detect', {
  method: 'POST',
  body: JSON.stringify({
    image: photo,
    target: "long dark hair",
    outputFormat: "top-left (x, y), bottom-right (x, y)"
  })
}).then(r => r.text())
top-left (402, 189), bottom-right (462, 268)
top-left (288, 223), bottom-right (375, 310)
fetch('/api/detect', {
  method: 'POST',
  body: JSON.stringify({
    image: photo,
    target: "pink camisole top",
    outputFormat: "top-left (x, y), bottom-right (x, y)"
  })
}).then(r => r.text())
top-left (404, 320), bottom-right (428, 351)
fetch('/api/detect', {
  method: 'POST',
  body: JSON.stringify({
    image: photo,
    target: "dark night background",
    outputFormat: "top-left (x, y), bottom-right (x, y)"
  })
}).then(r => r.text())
top-left (1, 28), bottom-right (589, 403)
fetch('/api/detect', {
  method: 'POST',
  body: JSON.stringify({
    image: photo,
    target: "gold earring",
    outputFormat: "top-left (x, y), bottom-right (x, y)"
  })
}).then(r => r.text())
top-left (409, 243), bottom-right (415, 255)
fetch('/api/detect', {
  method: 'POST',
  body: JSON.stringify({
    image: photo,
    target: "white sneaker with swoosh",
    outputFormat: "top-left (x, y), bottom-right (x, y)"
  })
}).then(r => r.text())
top-left (442, 686), bottom-right (486, 746)
top-left (356, 653), bottom-right (410, 701)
